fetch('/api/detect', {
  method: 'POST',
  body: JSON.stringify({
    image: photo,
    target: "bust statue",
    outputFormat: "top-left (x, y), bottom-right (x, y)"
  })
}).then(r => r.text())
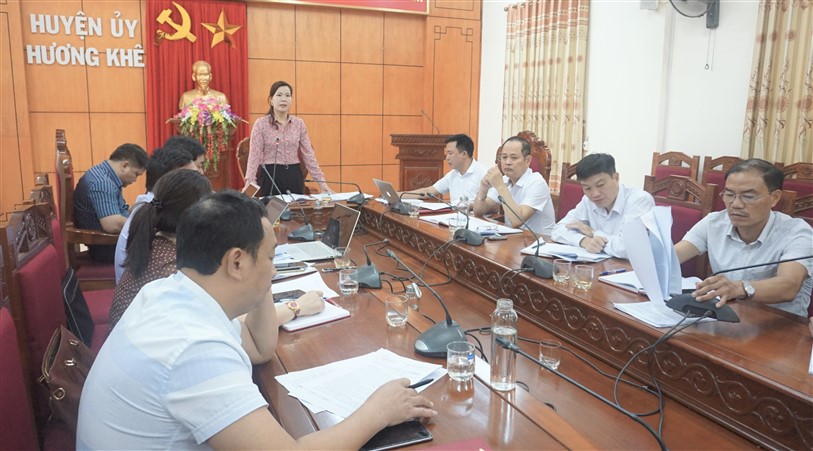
top-left (178, 60), bottom-right (228, 109)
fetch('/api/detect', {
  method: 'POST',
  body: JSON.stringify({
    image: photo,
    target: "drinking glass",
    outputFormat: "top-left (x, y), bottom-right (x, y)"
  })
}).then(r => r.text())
top-left (574, 265), bottom-right (594, 291)
top-left (447, 217), bottom-right (463, 237)
top-left (539, 339), bottom-right (562, 370)
top-left (334, 247), bottom-right (352, 269)
top-left (385, 295), bottom-right (408, 327)
top-left (446, 341), bottom-right (475, 382)
top-left (339, 268), bottom-right (359, 296)
top-left (553, 259), bottom-right (572, 284)
top-left (408, 203), bottom-right (420, 218)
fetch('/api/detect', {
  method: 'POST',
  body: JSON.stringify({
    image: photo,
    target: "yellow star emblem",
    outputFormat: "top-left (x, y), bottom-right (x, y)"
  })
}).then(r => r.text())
top-left (201, 9), bottom-right (242, 48)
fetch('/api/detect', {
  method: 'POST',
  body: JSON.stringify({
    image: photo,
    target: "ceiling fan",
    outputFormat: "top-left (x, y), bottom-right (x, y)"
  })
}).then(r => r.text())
top-left (669, 0), bottom-right (719, 29)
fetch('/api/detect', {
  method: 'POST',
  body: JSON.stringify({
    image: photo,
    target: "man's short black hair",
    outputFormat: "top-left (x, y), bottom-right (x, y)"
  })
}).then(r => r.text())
top-left (145, 148), bottom-right (195, 192)
top-left (502, 136), bottom-right (531, 157)
top-left (445, 134), bottom-right (474, 158)
top-left (726, 158), bottom-right (784, 191)
top-left (575, 153), bottom-right (616, 180)
top-left (177, 191), bottom-right (266, 275)
top-left (163, 135), bottom-right (206, 161)
top-left (109, 143), bottom-right (148, 169)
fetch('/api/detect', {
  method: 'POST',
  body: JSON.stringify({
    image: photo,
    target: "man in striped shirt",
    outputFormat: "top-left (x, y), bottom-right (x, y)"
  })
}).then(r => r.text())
top-left (74, 143), bottom-right (148, 263)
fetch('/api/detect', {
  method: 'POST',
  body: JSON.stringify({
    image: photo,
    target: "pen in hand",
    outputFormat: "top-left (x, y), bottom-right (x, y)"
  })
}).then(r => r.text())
top-left (407, 378), bottom-right (434, 390)
top-left (599, 268), bottom-right (626, 276)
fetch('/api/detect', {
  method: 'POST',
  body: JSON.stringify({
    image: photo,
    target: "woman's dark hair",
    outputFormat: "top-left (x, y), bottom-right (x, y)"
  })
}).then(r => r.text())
top-left (266, 81), bottom-right (294, 115)
top-left (177, 191), bottom-right (267, 275)
top-left (123, 169), bottom-right (212, 278)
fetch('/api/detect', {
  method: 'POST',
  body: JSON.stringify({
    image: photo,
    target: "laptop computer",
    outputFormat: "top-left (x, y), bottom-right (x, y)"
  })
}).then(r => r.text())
top-left (265, 196), bottom-right (289, 224)
top-left (373, 179), bottom-right (410, 215)
top-left (283, 203), bottom-right (361, 261)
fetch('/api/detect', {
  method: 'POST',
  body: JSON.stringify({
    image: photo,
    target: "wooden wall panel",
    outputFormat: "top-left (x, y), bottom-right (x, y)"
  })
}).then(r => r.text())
top-left (383, 65), bottom-right (422, 115)
top-left (383, 13), bottom-right (423, 66)
top-left (430, 0), bottom-right (481, 21)
top-left (341, 10), bottom-right (383, 64)
top-left (341, 63), bottom-right (383, 115)
top-left (295, 7), bottom-right (340, 62)
top-left (382, 115), bottom-right (422, 161)
top-left (296, 61), bottom-right (340, 114)
top-left (248, 3), bottom-right (296, 60)
top-left (341, 164), bottom-right (382, 194)
top-left (382, 164), bottom-right (399, 189)
top-left (341, 116), bottom-right (382, 165)
top-left (298, 114), bottom-right (340, 166)
top-left (89, 112), bottom-right (147, 164)
top-left (28, 113), bottom-right (90, 172)
top-left (248, 59), bottom-right (297, 115)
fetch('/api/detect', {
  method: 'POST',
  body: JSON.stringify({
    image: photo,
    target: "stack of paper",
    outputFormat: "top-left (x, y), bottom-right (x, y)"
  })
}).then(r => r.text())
top-left (276, 349), bottom-right (445, 418)
top-left (273, 272), bottom-right (349, 331)
top-left (520, 240), bottom-right (610, 263)
top-left (419, 212), bottom-right (523, 235)
top-left (311, 191), bottom-right (373, 202)
top-left (599, 271), bottom-right (701, 295)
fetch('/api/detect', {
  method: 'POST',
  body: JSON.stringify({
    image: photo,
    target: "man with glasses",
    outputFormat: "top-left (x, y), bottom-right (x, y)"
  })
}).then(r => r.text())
top-left (675, 159), bottom-right (813, 317)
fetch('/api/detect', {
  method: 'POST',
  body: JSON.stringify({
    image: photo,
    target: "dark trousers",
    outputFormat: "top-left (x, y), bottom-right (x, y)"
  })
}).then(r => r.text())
top-left (258, 164), bottom-right (305, 196)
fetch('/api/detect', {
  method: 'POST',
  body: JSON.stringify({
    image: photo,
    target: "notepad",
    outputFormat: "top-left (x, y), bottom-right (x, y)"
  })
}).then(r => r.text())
top-left (599, 271), bottom-right (701, 295)
top-left (281, 301), bottom-right (350, 332)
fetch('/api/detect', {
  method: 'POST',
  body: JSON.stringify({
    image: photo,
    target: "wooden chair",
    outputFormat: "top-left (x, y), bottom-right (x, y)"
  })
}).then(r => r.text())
top-left (792, 193), bottom-right (813, 226)
top-left (782, 162), bottom-right (813, 201)
top-left (643, 175), bottom-right (718, 278)
top-left (236, 136), bottom-right (311, 195)
top-left (54, 129), bottom-right (117, 290)
top-left (556, 161), bottom-right (582, 222)
top-left (651, 151), bottom-right (700, 181)
top-left (701, 156), bottom-right (742, 211)
top-left (494, 131), bottom-right (553, 183)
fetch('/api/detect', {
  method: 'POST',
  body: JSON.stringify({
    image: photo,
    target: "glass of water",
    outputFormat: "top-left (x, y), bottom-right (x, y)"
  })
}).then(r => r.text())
top-left (385, 295), bottom-right (408, 327)
top-left (339, 268), bottom-right (359, 296)
top-left (553, 259), bottom-right (572, 284)
top-left (446, 341), bottom-right (475, 382)
top-left (539, 339), bottom-right (562, 370)
top-left (334, 247), bottom-right (352, 269)
top-left (574, 265), bottom-right (594, 291)
top-left (408, 203), bottom-right (420, 218)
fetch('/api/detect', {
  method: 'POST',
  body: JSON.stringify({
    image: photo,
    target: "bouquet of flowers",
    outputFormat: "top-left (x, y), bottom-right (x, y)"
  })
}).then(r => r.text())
top-left (173, 97), bottom-right (242, 172)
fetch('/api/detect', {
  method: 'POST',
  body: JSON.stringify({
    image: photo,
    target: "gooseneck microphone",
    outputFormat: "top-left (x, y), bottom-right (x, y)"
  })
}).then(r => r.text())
top-left (497, 195), bottom-right (552, 278)
top-left (386, 250), bottom-right (465, 357)
top-left (304, 178), bottom-right (366, 205)
top-left (286, 189), bottom-right (315, 241)
top-left (425, 193), bottom-right (483, 246)
top-left (387, 192), bottom-right (413, 216)
top-left (665, 255), bottom-right (813, 322)
top-left (260, 164), bottom-right (292, 221)
top-left (420, 109), bottom-right (440, 134)
top-left (495, 337), bottom-right (667, 451)
top-left (358, 239), bottom-right (389, 289)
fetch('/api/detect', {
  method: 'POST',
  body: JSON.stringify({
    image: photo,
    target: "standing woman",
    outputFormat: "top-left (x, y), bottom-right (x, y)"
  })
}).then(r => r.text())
top-left (244, 81), bottom-right (332, 195)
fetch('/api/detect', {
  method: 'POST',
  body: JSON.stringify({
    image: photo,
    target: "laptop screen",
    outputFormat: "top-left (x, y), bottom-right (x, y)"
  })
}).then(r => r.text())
top-left (322, 203), bottom-right (361, 249)
top-left (373, 178), bottom-right (400, 204)
top-left (265, 197), bottom-right (288, 223)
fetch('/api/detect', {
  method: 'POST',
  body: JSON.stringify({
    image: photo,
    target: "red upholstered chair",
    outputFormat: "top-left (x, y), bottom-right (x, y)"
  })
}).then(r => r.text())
top-left (0, 302), bottom-right (40, 451)
top-left (55, 129), bottom-right (118, 291)
top-left (702, 156), bottom-right (743, 212)
top-left (651, 151), bottom-right (700, 181)
top-left (556, 162), bottom-right (583, 222)
top-left (643, 175), bottom-right (718, 278)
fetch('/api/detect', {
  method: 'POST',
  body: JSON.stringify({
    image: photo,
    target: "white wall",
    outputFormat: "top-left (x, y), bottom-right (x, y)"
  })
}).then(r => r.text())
top-left (478, 0), bottom-right (759, 187)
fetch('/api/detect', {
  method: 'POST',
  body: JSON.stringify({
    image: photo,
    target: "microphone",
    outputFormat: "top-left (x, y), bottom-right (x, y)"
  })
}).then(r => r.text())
top-left (386, 250), bottom-right (465, 358)
top-left (420, 109), bottom-right (440, 134)
top-left (425, 193), bottom-right (483, 246)
top-left (358, 239), bottom-right (388, 289)
top-left (260, 164), bottom-right (292, 221)
top-left (286, 189), bottom-right (315, 241)
top-left (304, 178), bottom-right (366, 205)
top-left (388, 192), bottom-right (414, 216)
top-left (497, 195), bottom-right (552, 278)
top-left (494, 337), bottom-right (667, 451)
top-left (665, 255), bottom-right (813, 323)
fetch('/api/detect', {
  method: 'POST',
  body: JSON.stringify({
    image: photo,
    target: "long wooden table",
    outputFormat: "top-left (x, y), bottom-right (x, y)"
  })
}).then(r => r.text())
top-left (356, 201), bottom-right (813, 450)
top-left (252, 202), bottom-right (793, 449)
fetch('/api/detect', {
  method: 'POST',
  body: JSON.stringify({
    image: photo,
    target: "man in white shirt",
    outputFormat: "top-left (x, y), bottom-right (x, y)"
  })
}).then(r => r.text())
top-left (78, 191), bottom-right (436, 449)
top-left (400, 134), bottom-right (487, 205)
top-left (676, 159), bottom-right (812, 316)
top-left (472, 136), bottom-right (556, 236)
top-left (551, 153), bottom-right (654, 258)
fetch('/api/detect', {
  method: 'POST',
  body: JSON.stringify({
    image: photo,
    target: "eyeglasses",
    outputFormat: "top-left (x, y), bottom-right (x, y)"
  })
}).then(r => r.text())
top-left (719, 191), bottom-right (771, 205)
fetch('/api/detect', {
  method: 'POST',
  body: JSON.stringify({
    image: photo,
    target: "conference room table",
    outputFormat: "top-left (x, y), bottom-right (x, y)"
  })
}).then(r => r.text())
top-left (255, 200), bottom-right (812, 450)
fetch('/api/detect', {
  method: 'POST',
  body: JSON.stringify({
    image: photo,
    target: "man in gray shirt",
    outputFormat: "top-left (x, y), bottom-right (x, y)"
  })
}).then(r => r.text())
top-left (675, 159), bottom-right (813, 317)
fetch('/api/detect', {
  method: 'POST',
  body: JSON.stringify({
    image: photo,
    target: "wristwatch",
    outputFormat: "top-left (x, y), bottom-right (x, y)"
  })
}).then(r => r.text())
top-left (741, 281), bottom-right (755, 300)
top-left (286, 300), bottom-right (301, 318)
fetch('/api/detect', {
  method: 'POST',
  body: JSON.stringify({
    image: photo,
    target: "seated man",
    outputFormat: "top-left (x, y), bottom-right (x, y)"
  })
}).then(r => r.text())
top-left (675, 159), bottom-right (813, 317)
top-left (73, 143), bottom-right (148, 262)
top-left (472, 136), bottom-right (555, 236)
top-left (164, 134), bottom-right (207, 173)
top-left (551, 153), bottom-right (654, 257)
top-left (77, 191), bottom-right (436, 449)
top-left (401, 133), bottom-right (487, 205)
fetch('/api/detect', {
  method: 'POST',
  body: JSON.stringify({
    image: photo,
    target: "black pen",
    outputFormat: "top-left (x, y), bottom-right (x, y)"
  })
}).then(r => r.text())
top-left (407, 378), bottom-right (434, 390)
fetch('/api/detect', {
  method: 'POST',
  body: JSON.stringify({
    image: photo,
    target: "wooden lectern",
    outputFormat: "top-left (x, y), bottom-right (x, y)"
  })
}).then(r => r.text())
top-left (391, 134), bottom-right (451, 191)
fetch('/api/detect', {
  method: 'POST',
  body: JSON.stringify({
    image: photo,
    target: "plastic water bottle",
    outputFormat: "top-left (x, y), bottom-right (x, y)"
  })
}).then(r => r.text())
top-left (405, 283), bottom-right (421, 311)
top-left (455, 196), bottom-right (470, 230)
top-left (490, 298), bottom-right (518, 391)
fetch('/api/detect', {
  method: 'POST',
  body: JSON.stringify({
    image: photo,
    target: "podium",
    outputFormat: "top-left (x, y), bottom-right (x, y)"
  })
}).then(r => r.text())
top-left (391, 134), bottom-right (451, 191)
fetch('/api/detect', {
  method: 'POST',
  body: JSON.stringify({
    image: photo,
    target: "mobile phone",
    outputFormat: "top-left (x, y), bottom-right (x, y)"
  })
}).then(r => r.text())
top-left (273, 290), bottom-right (306, 303)
top-left (274, 261), bottom-right (307, 271)
top-left (241, 182), bottom-right (261, 198)
top-left (486, 233), bottom-right (507, 241)
top-left (360, 420), bottom-right (432, 451)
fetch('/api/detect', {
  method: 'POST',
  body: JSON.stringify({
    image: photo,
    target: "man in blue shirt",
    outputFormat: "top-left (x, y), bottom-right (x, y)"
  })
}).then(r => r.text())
top-left (74, 143), bottom-right (148, 262)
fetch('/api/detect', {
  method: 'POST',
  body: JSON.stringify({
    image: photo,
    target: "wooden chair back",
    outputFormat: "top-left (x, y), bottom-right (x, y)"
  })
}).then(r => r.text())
top-left (782, 162), bottom-right (813, 180)
top-left (236, 137), bottom-right (250, 180)
top-left (792, 193), bottom-right (813, 226)
top-left (644, 175), bottom-right (717, 277)
top-left (495, 131), bottom-right (553, 183)
top-left (556, 162), bottom-right (582, 222)
top-left (651, 151), bottom-right (700, 181)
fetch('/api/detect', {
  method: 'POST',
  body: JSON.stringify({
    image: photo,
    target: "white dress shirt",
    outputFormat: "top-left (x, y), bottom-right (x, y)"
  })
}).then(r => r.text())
top-left (486, 168), bottom-right (556, 236)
